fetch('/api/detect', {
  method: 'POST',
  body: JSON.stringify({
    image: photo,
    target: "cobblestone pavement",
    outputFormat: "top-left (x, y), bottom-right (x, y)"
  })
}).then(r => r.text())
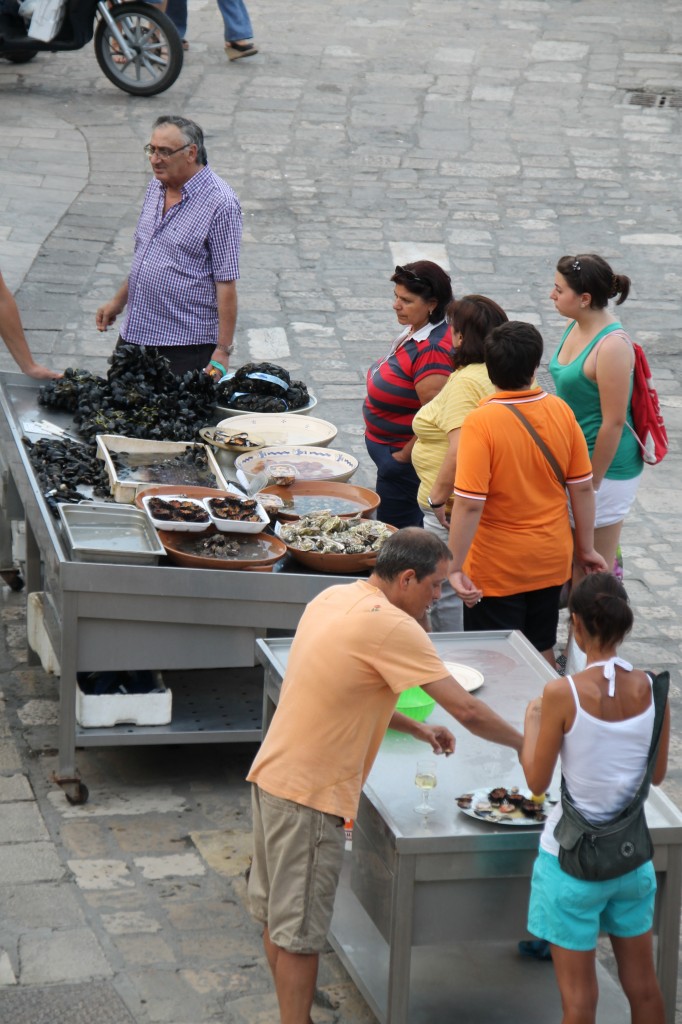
top-left (1, 0), bottom-right (682, 1020)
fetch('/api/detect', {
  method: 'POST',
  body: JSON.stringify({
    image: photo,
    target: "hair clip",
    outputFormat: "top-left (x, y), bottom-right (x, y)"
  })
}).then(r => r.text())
top-left (572, 259), bottom-right (581, 272)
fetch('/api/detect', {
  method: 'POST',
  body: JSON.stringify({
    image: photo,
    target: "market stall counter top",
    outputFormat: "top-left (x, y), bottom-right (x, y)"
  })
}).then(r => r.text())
top-left (256, 632), bottom-right (682, 1024)
top-left (0, 373), bottom-right (359, 804)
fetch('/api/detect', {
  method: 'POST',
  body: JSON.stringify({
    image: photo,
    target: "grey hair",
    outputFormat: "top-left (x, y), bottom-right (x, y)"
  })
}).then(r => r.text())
top-left (152, 115), bottom-right (207, 165)
top-left (373, 527), bottom-right (452, 582)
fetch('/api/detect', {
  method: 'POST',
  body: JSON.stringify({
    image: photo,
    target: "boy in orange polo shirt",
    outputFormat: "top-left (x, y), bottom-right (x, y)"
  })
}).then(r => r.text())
top-left (448, 321), bottom-right (607, 666)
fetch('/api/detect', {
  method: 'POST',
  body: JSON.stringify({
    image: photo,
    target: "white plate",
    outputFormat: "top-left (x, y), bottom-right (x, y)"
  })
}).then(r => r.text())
top-left (215, 413), bottom-right (338, 448)
top-left (235, 446), bottom-right (358, 483)
top-left (456, 787), bottom-right (549, 827)
top-left (443, 662), bottom-right (484, 693)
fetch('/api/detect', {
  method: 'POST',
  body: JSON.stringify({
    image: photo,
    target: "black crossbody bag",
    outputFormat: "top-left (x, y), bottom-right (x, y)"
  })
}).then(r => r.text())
top-left (553, 671), bottom-right (669, 882)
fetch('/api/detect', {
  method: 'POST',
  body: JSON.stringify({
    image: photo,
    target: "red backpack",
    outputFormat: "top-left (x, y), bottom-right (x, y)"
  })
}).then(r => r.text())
top-left (627, 342), bottom-right (668, 465)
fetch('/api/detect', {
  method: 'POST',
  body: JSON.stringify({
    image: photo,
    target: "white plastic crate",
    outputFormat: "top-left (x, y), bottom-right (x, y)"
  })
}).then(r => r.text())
top-left (76, 671), bottom-right (171, 728)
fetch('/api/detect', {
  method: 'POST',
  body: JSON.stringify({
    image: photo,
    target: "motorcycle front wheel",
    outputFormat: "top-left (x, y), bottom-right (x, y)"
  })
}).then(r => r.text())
top-left (94, 3), bottom-right (183, 96)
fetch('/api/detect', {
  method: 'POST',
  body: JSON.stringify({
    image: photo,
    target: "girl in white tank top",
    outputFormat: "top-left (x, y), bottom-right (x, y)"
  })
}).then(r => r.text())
top-left (521, 572), bottom-right (670, 1024)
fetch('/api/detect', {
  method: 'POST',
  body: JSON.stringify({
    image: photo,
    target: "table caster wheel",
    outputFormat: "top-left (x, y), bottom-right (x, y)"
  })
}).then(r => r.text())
top-left (65, 782), bottom-right (89, 806)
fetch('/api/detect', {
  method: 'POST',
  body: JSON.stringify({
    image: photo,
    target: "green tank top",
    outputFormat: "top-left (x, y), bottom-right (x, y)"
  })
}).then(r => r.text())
top-left (549, 321), bottom-right (642, 480)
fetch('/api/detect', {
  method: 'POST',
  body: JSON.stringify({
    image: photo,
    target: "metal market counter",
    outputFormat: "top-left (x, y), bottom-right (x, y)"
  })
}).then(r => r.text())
top-left (0, 373), bottom-right (358, 801)
top-left (256, 632), bottom-right (682, 1024)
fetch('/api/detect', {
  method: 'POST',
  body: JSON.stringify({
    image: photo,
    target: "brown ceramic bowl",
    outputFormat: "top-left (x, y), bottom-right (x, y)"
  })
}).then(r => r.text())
top-left (157, 527), bottom-right (286, 570)
top-left (261, 481), bottom-right (381, 522)
top-left (281, 524), bottom-right (397, 574)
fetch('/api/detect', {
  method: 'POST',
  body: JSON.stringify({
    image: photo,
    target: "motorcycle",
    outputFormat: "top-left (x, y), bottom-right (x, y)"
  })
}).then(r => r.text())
top-left (0, 0), bottom-right (183, 95)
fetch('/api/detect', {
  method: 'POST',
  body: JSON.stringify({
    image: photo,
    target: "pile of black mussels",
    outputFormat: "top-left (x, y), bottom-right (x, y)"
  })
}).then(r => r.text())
top-left (38, 345), bottom-right (217, 442)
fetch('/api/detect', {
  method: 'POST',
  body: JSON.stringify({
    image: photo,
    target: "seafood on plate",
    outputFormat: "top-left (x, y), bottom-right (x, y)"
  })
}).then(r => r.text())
top-left (279, 511), bottom-right (393, 554)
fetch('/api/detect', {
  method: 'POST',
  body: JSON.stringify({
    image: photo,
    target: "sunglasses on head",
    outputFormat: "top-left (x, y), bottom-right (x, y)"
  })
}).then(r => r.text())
top-left (395, 265), bottom-right (426, 285)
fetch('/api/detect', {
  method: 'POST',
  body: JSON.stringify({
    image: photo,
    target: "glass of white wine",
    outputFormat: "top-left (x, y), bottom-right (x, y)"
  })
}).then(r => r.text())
top-left (414, 758), bottom-right (438, 816)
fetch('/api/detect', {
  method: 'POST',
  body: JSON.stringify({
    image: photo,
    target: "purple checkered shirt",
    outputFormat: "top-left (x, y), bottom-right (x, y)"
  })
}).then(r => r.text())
top-left (121, 164), bottom-right (242, 348)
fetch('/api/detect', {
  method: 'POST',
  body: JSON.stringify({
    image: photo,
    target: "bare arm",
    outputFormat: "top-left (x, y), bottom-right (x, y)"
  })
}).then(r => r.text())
top-left (211, 280), bottom-right (238, 372)
top-left (520, 682), bottom-right (569, 794)
top-left (0, 272), bottom-right (60, 379)
top-left (415, 373), bottom-right (449, 407)
top-left (590, 336), bottom-right (634, 488)
top-left (422, 675), bottom-right (523, 753)
top-left (388, 711), bottom-right (456, 755)
top-left (96, 279), bottom-right (129, 332)
top-left (447, 495), bottom-right (484, 605)
top-left (391, 434), bottom-right (417, 464)
top-left (427, 429), bottom-right (460, 507)
top-left (567, 479), bottom-right (608, 574)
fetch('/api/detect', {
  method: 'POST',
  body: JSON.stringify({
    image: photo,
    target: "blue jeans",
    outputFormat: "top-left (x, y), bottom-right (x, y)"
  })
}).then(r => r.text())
top-left (166, 0), bottom-right (187, 38)
top-left (365, 437), bottom-right (423, 529)
top-left (215, 0), bottom-right (253, 41)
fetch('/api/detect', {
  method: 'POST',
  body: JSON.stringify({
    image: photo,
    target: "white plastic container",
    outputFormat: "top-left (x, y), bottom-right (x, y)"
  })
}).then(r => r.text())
top-left (204, 495), bottom-right (270, 533)
top-left (141, 494), bottom-right (211, 533)
top-left (76, 671), bottom-right (171, 728)
top-left (95, 435), bottom-right (230, 504)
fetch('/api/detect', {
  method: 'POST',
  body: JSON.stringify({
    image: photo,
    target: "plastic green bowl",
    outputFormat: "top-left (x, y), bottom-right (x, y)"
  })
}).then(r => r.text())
top-left (395, 685), bottom-right (436, 722)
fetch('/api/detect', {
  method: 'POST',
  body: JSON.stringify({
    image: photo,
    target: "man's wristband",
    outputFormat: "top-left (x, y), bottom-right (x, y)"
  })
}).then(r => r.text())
top-left (215, 344), bottom-right (234, 355)
top-left (427, 496), bottom-right (445, 509)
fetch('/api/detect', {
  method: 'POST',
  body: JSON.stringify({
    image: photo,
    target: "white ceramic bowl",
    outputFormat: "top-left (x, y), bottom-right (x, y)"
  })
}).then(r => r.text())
top-left (141, 494), bottom-right (211, 533)
top-left (234, 446), bottom-right (358, 484)
top-left (214, 412), bottom-right (338, 448)
top-left (204, 494), bottom-right (270, 534)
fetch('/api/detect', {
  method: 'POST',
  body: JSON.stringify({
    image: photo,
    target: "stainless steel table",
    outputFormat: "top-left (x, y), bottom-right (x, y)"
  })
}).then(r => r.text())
top-left (0, 373), bottom-right (356, 801)
top-left (256, 632), bottom-right (682, 1024)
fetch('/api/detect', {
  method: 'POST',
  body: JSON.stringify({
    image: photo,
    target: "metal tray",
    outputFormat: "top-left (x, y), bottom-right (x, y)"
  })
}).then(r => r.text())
top-left (58, 503), bottom-right (165, 565)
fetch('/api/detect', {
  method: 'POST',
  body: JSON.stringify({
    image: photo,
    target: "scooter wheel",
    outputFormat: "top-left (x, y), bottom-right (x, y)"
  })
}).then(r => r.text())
top-left (94, 2), bottom-right (182, 96)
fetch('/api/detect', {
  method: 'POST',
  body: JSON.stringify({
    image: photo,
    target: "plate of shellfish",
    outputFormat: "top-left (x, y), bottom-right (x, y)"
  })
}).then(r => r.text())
top-left (456, 786), bottom-right (553, 826)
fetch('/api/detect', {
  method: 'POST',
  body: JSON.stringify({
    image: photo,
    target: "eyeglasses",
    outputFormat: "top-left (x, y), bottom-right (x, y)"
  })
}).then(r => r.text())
top-left (143, 143), bottom-right (191, 159)
top-left (394, 265), bottom-right (426, 285)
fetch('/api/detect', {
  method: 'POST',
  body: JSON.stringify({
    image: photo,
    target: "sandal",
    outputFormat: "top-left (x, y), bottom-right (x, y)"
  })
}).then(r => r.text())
top-left (225, 39), bottom-right (257, 60)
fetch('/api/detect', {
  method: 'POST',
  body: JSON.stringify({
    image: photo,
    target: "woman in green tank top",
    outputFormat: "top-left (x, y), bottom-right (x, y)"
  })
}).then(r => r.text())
top-left (549, 254), bottom-right (642, 580)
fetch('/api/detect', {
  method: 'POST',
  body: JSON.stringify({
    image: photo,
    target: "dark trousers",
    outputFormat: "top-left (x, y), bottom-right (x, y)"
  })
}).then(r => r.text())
top-left (365, 437), bottom-right (423, 529)
top-left (463, 584), bottom-right (563, 653)
top-left (117, 338), bottom-right (215, 376)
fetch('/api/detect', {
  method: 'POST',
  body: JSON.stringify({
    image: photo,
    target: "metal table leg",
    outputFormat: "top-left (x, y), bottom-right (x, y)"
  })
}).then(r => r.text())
top-left (656, 847), bottom-right (682, 1024)
top-left (386, 853), bottom-right (415, 1023)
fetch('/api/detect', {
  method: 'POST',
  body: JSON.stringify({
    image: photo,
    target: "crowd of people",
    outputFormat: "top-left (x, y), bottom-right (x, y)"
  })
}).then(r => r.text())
top-left (2, 110), bottom-right (665, 1024)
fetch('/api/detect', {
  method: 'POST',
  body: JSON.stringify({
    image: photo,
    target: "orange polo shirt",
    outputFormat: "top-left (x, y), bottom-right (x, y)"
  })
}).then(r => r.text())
top-left (453, 388), bottom-right (592, 596)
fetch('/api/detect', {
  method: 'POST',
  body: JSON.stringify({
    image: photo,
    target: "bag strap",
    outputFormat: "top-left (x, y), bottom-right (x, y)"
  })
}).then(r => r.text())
top-left (505, 404), bottom-right (566, 489)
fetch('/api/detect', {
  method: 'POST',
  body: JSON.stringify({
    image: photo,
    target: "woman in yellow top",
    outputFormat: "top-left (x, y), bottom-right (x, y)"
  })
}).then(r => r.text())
top-left (412, 295), bottom-right (508, 630)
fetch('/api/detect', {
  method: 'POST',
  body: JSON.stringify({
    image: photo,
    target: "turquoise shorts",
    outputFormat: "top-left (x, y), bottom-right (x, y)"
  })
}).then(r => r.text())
top-left (528, 848), bottom-right (656, 951)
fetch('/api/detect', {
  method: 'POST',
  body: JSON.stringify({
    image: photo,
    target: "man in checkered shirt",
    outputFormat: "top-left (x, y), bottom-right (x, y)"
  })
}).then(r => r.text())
top-left (96, 115), bottom-right (242, 378)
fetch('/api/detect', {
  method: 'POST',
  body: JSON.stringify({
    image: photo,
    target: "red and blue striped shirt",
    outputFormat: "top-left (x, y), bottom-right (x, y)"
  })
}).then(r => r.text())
top-left (363, 320), bottom-right (454, 446)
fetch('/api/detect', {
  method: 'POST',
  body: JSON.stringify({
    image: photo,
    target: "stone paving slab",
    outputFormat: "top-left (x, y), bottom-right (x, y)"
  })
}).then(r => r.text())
top-left (0, 981), bottom-right (136, 1023)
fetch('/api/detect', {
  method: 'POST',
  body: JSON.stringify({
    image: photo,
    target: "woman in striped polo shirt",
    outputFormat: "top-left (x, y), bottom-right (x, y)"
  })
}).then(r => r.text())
top-left (363, 261), bottom-right (454, 529)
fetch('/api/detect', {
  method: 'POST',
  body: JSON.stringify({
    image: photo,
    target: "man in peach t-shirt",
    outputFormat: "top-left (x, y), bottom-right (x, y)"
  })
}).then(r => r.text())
top-left (247, 528), bottom-right (522, 1024)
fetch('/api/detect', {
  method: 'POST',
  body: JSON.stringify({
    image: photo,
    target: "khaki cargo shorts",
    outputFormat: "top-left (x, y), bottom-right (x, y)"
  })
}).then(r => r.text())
top-left (248, 785), bottom-right (345, 953)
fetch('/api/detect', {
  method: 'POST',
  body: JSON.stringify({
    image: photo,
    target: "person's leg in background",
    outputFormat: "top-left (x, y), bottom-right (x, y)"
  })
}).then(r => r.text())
top-left (216, 0), bottom-right (257, 59)
top-left (165, 0), bottom-right (188, 48)
top-left (422, 508), bottom-right (463, 631)
top-left (365, 437), bottom-right (424, 529)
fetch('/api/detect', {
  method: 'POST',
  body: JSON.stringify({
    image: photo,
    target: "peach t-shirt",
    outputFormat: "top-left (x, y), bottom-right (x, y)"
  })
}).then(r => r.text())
top-left (247, 580), bottom-right (449, 820)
